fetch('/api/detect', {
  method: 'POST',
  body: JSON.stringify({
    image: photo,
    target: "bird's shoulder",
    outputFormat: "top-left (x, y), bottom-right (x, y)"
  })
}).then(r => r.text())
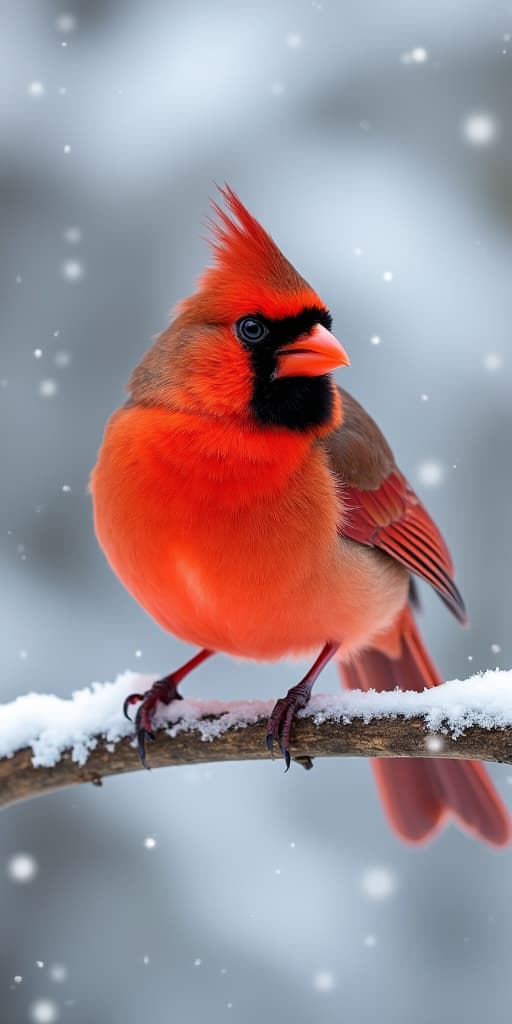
top-left (321, 385), bottom-right (396, 490)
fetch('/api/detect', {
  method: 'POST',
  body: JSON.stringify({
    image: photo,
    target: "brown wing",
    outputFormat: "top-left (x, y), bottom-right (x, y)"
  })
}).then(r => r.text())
top-left (323, 387), bottom-right (467, 624)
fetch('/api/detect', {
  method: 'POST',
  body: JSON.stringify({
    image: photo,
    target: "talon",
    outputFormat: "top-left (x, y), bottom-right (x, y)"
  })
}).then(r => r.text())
top-left (137, 729), bottom-right (150, 769)
top-left (123, 651), bottom-right (214, 767)
top-left (283, 749), bottom-right (291, 772)
top-left (123, 692), bottom-right (143, 721)
top-left (266, 733), bottom-right (275, 755)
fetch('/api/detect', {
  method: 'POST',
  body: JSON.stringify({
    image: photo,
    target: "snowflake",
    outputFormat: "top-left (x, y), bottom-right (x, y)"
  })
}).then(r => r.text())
top-left (29, 999), bottom-right (59, 1023)
top-left (461, 111), bottom-right (500, 147)
top-left (27, 81), bottom-right (45, 98)
top-left (361, 865), bottom-right (397, 900)
top-left (39, 379), bottom-right (59, 398)
top-left (6, 852), bottom-right (39, 883)
top-left (417, 459), bottom-right (445, 487)
top-left (313, 970), bottom-right (336, 992)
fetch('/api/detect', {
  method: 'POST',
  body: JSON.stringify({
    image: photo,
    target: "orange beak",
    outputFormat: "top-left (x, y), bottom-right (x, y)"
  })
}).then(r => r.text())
top-left (274, 323), bottom-right (350, 379)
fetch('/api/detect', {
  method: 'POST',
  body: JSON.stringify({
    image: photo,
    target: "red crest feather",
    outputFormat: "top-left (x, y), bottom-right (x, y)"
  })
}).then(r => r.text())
top-left (178, 185), bottom-right (325, 322)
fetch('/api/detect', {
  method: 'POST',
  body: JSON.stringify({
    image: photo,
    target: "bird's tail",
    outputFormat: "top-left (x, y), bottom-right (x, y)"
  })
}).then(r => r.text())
top-left (339, 606), bottom-right (511, 847)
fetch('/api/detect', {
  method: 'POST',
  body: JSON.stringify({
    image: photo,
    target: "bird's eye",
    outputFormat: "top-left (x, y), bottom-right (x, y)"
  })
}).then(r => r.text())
top-left (236, 317), bottom-right (268, 344)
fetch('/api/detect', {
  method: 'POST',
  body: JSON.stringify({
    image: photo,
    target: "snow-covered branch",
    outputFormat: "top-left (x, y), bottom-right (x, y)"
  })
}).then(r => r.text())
top-left (1, 670), bottom-right (511, 809)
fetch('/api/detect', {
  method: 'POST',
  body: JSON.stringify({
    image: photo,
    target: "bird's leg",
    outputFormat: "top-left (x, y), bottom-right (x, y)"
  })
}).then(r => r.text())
top-left (266, 642), bottom-right (339, 770)
top-left (124, 649), bottom-right (214, 767)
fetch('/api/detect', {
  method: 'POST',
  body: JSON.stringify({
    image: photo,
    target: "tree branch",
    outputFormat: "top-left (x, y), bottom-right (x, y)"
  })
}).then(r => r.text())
top-left (1, 669), bottom-right (512, 809)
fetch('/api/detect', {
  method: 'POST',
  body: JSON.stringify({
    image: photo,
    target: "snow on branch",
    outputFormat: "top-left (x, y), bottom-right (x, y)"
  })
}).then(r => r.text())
top-left (1, 670), bottom-right (512, 809)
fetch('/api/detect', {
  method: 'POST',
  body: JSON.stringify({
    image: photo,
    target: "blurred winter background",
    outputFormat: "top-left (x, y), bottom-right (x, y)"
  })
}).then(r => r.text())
top-left (1, 0), bottom-right (512, 1021)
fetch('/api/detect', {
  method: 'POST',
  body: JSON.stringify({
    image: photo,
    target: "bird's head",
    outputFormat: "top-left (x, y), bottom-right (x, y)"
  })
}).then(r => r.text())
top-left (129, 186), bottom-right (350, 433)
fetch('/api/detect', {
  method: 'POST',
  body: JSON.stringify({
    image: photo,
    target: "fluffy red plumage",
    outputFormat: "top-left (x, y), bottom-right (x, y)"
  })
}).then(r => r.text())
top-left (91, 187), bottom-right (510, 847)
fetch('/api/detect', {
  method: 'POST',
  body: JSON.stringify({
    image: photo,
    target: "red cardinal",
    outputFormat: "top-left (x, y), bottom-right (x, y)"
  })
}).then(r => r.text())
top-left (91, 187), bottom-right (510, 847)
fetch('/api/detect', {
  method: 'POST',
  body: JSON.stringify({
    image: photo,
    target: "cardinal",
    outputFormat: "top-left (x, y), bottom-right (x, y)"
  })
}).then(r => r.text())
top-left (91, 186), bottom-right (510, 846)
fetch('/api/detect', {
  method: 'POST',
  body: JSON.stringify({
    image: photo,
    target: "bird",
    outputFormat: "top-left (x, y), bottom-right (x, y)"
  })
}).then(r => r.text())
top-left (90, 185), bottom-right (510, 847)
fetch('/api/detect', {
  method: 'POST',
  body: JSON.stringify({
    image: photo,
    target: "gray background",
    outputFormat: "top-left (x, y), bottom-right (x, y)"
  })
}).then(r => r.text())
top-left (2, 1), bottom-right (512, 1021)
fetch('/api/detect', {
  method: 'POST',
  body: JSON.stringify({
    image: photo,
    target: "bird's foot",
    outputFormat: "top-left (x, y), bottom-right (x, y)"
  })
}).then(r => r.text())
top-left (265, 641), bottom-right (339, 771)
top-left (266, 679), bottom-right (314, 772)
top-left (124, 676), bottom-right (183, 768)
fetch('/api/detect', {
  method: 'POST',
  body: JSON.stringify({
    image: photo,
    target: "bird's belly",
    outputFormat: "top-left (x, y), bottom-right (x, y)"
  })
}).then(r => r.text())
top-left (120, 516), bottom-right (408, 661)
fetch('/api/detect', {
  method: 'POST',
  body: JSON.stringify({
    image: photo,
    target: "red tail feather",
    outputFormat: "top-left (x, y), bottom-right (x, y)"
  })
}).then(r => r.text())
top-left (340, 608), bottom-right (511, 847)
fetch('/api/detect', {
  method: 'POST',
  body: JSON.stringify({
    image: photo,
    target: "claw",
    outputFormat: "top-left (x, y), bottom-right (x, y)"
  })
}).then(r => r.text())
top-left (123, 692), bottom-right (143, 721)
top-left (123, 651), bottom-right (214, 767)
top-left (266, 733), bottom-right (275, 756)
top-left (137, 730), bottom-right (149, 768)
top-left (264, 643), bottom-right (339, 771)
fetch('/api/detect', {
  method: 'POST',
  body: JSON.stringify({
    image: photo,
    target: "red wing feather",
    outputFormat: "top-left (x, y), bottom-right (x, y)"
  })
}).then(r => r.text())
top-left (342, 470), bottom-right (467, 624)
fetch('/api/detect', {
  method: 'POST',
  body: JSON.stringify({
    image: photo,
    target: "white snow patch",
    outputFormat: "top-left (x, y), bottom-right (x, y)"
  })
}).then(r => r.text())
top-left (1, 670), bottom-right (512, 769)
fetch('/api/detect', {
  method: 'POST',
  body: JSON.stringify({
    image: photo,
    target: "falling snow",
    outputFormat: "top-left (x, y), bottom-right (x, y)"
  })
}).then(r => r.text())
top-left (6, 852), bottom-right (39, 883)
top-left (48, 965), bottom-right (68, 983)
top-left (54, 349), bottom-right (72, 367)
top-left (55, 12), bottom-right (76, 33)
top-left (370, 335), bottom-right (381, 346)
top-left (482, 352), bottom-right (503, 372)
top-left (29, 999), bottom-right (59, 1024)
top-left (285, 32), bottom-right (304, 49)
top-left (27, 80), bottom-right (45, 98)
top-left (401, 47), bottom-right (429, 64)
top-left (63, 225), bottom-right (82, 244)
top-left (313, 970), bottom-right (336, 992)
top-left (361, 866), bottom-right (397, 900)
top-left (461, 111), bottom-right (500, 147)
top-left (143, 836), bottom-right (157, 849)
top-left (38, 379), bottom-right (58, 398)
top-left (425, 735), bottom-right (445, 753)
top-left (60, 259), bottom-right (84, 281)
top-left (417, 459), bottom-right (445, 487)
top-left (382, 270), bottom-right (393, 282)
